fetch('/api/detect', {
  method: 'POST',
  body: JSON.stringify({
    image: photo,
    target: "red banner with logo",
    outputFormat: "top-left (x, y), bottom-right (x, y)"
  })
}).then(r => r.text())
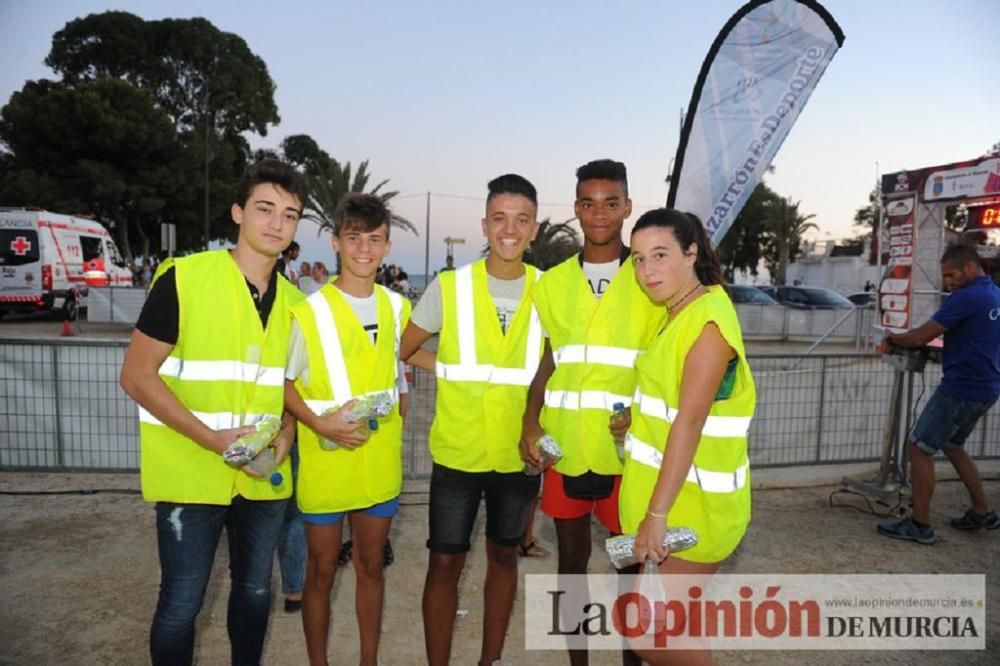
top-left (879, 196), bottom-right (916, 331)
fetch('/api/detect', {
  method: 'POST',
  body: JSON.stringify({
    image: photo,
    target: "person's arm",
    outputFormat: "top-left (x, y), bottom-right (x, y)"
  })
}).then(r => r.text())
top-left (269, 411), bottom-right (297, 465)
top-left (632, 323), bottom-right (734, 564)
top-left (120, 330), bottom-right (254, 454)
top-left (884, 319), bottom-right (945, 348)
top-left (519, 340), bottom-right (554, 467)
top-left (283, 380), bottom-right (368, 449)
top-left (400, 322), bottom-right (436, 372)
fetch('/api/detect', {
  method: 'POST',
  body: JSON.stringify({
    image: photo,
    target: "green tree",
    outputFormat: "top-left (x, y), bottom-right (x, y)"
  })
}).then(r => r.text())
top-left (36, 11), bottom-right (280, 254)
top-left (0, 78), bottom-right (178, 264)
top-left (717, 183), bottom-right (781, 281)
top-left (762, 196), bottom-right (818, 285)
top-left (277, 134), bottom-right (416, 236)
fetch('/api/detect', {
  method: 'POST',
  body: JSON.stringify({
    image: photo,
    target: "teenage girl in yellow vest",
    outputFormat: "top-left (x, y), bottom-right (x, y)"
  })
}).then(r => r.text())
top-left (120, 160), bottom-right (306, 665)
top-left (623, 208), bottom-right (755, 665)
top-left (282, 194), bottom-right (414, 666)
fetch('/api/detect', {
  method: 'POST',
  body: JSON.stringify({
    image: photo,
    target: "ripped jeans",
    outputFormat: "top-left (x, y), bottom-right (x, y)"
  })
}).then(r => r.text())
top-left (151, 496), bottom-right (287, 666)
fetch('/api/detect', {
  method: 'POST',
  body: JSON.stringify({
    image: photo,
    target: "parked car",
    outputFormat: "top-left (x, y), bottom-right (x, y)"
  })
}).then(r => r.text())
top-left (727, 284), bottom-right (780, 305)
top-left (756, 285), bottom-right (855, 309)
top-left (846, 291), bottom-right (876, 308)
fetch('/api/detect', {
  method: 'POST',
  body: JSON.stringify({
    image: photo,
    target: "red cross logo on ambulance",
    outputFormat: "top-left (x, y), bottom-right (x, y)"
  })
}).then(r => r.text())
top-left (10, 235), bottom-right (32, 256)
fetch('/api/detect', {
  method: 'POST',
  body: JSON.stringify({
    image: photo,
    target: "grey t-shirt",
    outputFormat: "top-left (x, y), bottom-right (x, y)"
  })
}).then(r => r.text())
top-left (411, 273), bottom-right (527, 335)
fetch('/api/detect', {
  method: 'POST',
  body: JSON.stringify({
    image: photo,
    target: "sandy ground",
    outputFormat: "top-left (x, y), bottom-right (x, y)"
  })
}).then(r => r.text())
top-left (1, 472), bottom-right (997, 665)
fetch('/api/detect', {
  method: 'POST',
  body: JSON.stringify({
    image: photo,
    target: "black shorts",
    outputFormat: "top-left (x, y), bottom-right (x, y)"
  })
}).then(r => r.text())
top-left (426, 462), bottom-right (541, 554)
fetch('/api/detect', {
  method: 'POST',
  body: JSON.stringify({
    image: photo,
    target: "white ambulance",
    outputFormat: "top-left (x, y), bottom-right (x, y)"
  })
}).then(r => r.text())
top-left (0, 208), bottom-right (132, 320)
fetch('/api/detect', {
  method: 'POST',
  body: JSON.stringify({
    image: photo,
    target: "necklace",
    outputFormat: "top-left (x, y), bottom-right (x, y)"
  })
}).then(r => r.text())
top-left (666, 282), bottom-right (702, 312)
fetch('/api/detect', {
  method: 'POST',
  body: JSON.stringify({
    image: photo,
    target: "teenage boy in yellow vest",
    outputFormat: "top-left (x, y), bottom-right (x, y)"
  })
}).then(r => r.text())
top-left (400, 174), bottom-right (543, 666)
top-left (521, 159), bottom-right (664, 666)
top-left (120, 159), bottom-right (306, 666)
top-left (282, 193), bottom-right (412, 666)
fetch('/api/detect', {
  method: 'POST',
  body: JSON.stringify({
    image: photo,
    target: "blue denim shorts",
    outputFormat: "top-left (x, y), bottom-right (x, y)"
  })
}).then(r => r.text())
top-left (911, 388), bottom-right (995, 454)
top-left (301, 496), bottom-right (399, 525)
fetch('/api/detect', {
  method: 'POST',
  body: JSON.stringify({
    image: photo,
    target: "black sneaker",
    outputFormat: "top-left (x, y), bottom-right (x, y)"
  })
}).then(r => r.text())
top-left (950, 509), bottom-right (1000, 531)
top-left (877, 517), bottom-right (936, 545)
top-left (383, 539), bottom-right (395, 567)
top-left (338, 539), bottom-right (353, 565)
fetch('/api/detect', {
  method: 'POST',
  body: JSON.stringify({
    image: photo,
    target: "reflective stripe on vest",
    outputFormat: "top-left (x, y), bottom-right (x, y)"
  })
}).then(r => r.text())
top-left (139, 407), bottom-right (266, 430)
top-left (157, 357), bottom-right (285, 387)
top-left (543, 389), bottom-right (632, 412)
top-left (434, 264), bottom-right (542, 386)
top-left (307, 286), bottom-right (405, 402)
top-left (551, 344), bottom-right (639, 369)
top-left (626, 434), bottom-right (749, 493)
top-left (303, 388), bottom-right (400, 416)
top-left (633, 390), bottom-right (752, 438)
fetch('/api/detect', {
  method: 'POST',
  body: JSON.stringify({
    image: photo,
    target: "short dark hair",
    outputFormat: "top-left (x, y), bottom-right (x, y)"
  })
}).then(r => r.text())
top-left (333, 193), bottom-right (392, 238)
top-left (941, 244), bottom-right (982, 269)
top-left (632, 208), bottom-right (723, 286)
top-left (234, 159), bottom-right (308, 210)
top-left (576, 159), bottom-right (628, 198)
top-left (487, 174), bottom-right (537, 207)
top-left (282, 241), bottom-right (300, 258)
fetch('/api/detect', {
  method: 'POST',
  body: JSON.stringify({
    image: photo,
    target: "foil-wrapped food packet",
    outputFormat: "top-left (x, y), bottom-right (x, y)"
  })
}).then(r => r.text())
top-left (524, 435), bottom-right (563, 476)
top-left (604, 528), bottom-right (699, 569)
top-left (223, 415), bottom-right (282, 466)
top-left (320, 391), bottom-right (396, 451)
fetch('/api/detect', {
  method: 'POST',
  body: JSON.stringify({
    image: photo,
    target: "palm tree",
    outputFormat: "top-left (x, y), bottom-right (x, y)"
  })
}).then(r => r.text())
top-left (524, 218), bottom-right (581, 269)
top-left (305, 159), bottom-right (417, 236)
top-left (763, 196), bottom-right (817, 285)
top-left (479, 217), bottom-right (581, 270)
top-left (278, 134), bottom-right (417, 237)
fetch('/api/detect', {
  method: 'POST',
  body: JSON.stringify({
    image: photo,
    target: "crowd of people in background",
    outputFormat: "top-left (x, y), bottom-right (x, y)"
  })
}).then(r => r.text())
top-left (274, 241), bottom-right (417, 298)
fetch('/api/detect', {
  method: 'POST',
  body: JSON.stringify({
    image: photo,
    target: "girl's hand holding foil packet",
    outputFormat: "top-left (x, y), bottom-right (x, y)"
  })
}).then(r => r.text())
top-left (524, 435), bottom-right (563, 476)
top-left (222, 415), bottom-right (282, 466)
top-left (604, 528), bottom-right (699, 569)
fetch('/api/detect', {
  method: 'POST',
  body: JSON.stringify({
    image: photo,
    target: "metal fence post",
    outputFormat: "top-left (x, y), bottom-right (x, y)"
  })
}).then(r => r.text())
top-left (51, 344), bottom-right (65, 467)
top-left (815, 356), bottom-right (827, 463)
top-left (978, 409), bottom-right (989, 457)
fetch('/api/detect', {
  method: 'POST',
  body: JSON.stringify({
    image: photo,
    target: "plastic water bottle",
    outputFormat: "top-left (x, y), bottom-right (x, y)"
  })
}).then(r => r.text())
top-left (611, 402), bottom-right (628, 463)
top-left (223, 415), bottom-right (281, 465)
top-left (319, 393), bottom-right (393, 451)
top-left (356, 418), bottom-right (379, 439)
top-left (246, 447), bottom-right (284, 486)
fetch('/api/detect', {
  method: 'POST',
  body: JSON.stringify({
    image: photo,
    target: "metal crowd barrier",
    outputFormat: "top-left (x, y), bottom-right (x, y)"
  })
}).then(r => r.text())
top-left (1, 338), bottom-right (996, 476)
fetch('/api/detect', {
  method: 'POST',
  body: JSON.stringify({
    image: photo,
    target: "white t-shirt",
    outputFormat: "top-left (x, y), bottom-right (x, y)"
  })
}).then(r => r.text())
top-left (285, 286), bottom-right (407, 393)
top-left (582, 260), bottom-right (619, 300)
top-left (411, 272), bottom-right (530, 335)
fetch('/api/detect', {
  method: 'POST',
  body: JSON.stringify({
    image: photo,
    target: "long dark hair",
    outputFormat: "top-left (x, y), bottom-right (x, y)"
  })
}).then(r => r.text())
top-left (631, 208), bottom-right (723, 286)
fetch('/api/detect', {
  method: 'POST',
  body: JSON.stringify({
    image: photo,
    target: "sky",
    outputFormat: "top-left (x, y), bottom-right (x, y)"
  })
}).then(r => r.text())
top-left (1, 0), bottom-right (998, 276)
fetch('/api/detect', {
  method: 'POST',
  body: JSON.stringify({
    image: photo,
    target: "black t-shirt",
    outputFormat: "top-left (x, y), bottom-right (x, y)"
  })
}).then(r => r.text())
top-left (135, 266), bottom-right (279, 345)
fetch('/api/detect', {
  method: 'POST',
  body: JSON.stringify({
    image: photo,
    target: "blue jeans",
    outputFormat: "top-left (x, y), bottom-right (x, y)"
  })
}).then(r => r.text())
top-left (278, 444), bottom-right (305, 596)
top-left (150, 496), bottom-right (287, 666)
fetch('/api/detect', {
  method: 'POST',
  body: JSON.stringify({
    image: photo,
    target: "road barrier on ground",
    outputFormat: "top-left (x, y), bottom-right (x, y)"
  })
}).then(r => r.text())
top-left (1, 338), bottom-right (996, 476)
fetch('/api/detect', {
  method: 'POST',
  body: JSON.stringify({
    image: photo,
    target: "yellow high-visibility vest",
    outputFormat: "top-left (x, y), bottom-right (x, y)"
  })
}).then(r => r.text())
top-left (431, 259), bottom-right (544, 472)
top-left (532, 255), bottom-right (665, 476)
top-left (139, 250), bottom-right (302, 504)
top-left (292, 283), bottom-right (409, 513)
top-left (619, 286), bottom-right (755, 563)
